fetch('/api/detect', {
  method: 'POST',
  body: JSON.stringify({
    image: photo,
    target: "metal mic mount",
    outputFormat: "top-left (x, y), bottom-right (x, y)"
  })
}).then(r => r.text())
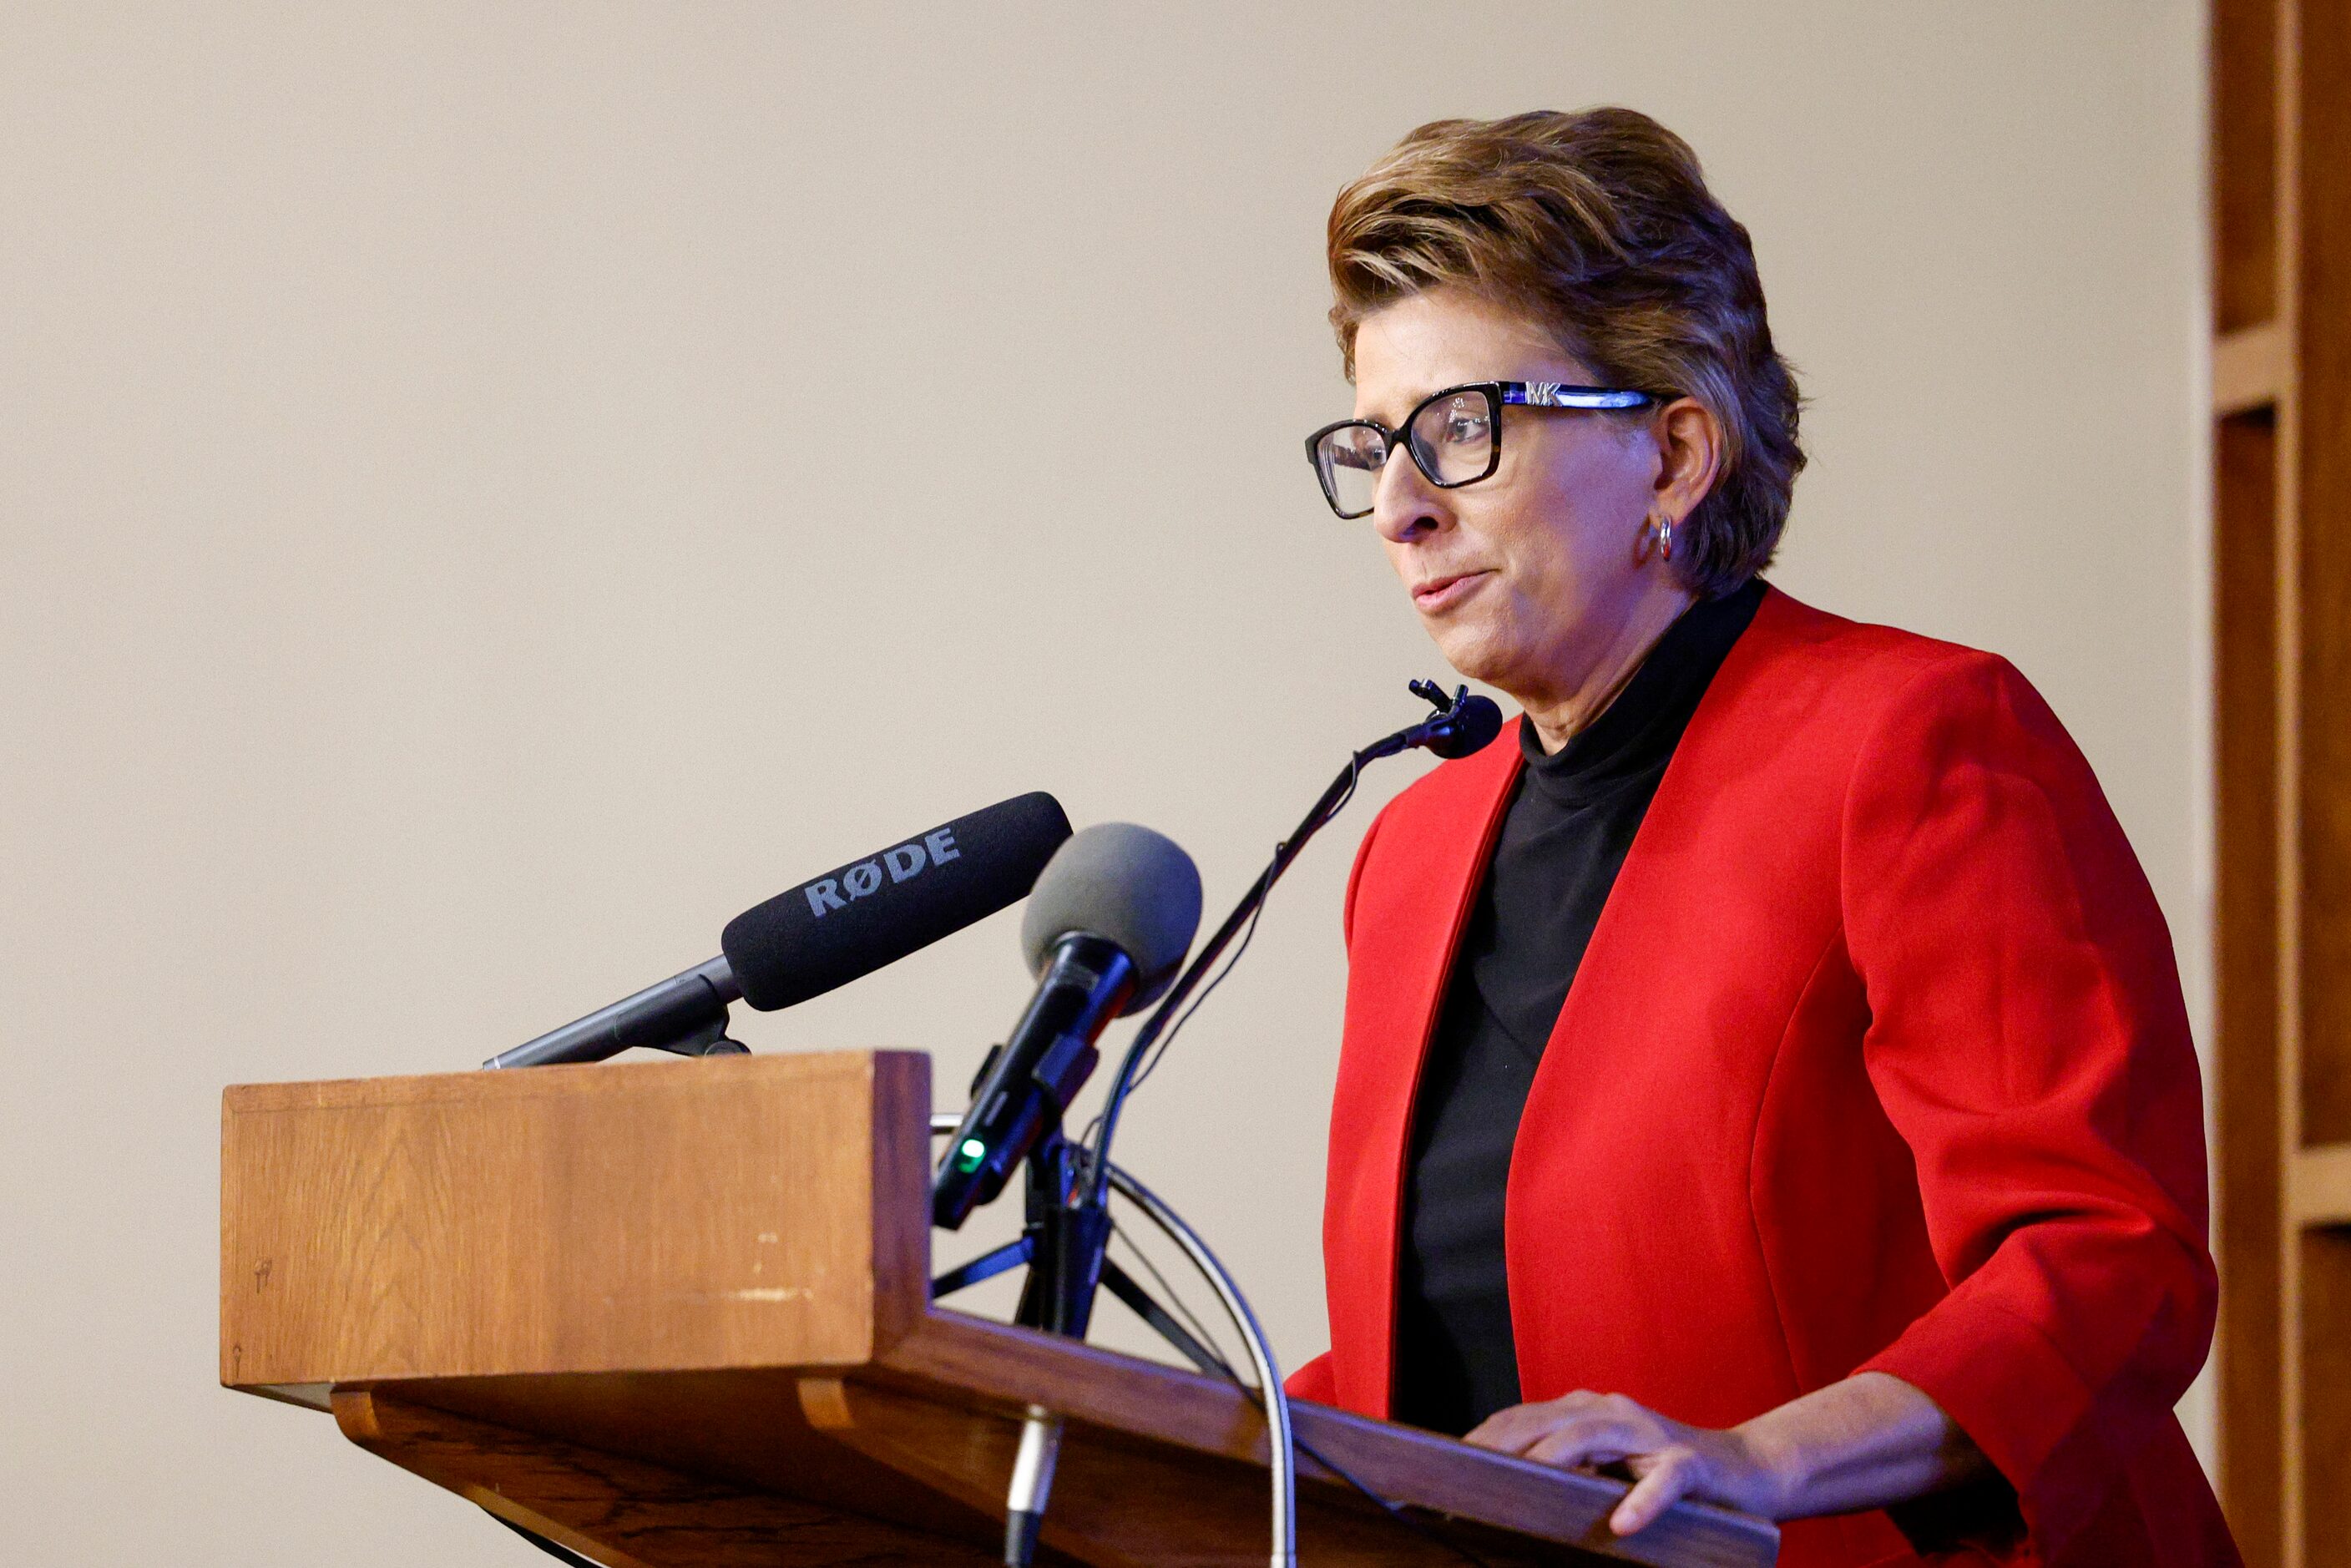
top-left (484, 955), bottom-right (747, 1070)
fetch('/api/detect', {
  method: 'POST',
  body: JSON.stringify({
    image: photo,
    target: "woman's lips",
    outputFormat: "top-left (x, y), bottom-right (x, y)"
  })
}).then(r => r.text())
top-left (1412, 570), bottom-right (1492, 613)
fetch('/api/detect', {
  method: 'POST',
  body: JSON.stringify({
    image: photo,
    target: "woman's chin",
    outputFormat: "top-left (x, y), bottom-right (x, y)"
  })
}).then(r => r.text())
top-left (1423, 627), bottom-right (1518, 695)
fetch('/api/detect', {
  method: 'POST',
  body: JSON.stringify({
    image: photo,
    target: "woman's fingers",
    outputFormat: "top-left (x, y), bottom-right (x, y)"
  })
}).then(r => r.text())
top-left (1610, 1447), bottom-right (1702, 1535)
top-left (1462, 1392), bottom-right (1765, 1535)
top-left (1459, 1404), bottom-right (1538, 1454)
top-left (1464, 1389), bottom-right (1646, 1456)
top-left (1468, 1393), bottom-right (1676, 1472)
top-left (1524, 1414), bottom-right (1647, 1469)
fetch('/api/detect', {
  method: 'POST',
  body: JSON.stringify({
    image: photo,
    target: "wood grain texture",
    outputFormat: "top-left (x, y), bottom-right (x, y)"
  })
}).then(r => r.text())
top-left (872, 1311), bottom-right (1777, 1568)
top-left (805, 1373), bottom-right (1605, 1568)
top-left (363, 1363), bottom-right (1012, 1548)
top-left (2297, 1232), bottom-right (2351, 1568)
top-left (2288, 8), bottom-right (2351, 1556)
top-left (2203, 3), bottom-right (2351, 1560)
top-left (334, 1386), bottom-right (1000, 1566)
top-left (2293, 0), bottom-right (2351, 1155)
top-left (222, 1050), bottom-right (931, 1385)
top-left (2212, 0), bottom-right (2279, 331)
top-left (327, 1310), bottom-right (1773, 1568)
top-left (2215, 404), bottom-right (2285, 1565)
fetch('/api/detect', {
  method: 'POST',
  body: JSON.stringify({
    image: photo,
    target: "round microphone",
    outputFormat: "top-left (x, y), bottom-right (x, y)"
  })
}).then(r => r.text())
top-left (935, 822), bottom-right (1204, 1228)
top-left (1019, 822), bottom-right (1203, 1011)
top-left (1423, 694), bottom-right (1504, 759)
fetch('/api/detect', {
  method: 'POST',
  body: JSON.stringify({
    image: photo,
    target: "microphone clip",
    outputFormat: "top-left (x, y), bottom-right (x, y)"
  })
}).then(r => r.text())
top-left (1401, 678), bottom-right (1502, 761)
top-left (1408, 676), bottom-right (1466, 718)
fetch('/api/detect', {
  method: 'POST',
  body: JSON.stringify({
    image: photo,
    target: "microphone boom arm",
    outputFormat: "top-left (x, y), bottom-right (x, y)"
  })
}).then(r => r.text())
top-left (1084, 682), bottom-right (1489, 1204)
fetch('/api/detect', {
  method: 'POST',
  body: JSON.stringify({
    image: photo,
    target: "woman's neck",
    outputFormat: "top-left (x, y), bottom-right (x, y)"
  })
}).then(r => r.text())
top-left (1516, 586), bottom-right (1697, 755)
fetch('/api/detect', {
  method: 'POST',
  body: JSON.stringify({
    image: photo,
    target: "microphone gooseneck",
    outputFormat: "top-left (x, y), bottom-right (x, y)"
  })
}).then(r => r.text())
top-left (1083, 680), bottom-right (1501, 1206)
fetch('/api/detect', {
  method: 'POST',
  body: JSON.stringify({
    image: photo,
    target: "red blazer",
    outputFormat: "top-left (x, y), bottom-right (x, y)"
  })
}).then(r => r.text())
top-left (1286, 589), bottom-right (2236, 1567)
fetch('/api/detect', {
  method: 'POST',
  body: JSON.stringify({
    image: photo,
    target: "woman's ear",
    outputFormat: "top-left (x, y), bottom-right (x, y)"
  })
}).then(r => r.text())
top-left (1650, 397), bottom-right (1727, 527)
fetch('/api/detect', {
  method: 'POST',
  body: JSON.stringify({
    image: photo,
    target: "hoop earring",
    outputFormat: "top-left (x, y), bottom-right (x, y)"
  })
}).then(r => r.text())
top-left (1646, 514), bottom-right (1675, 563)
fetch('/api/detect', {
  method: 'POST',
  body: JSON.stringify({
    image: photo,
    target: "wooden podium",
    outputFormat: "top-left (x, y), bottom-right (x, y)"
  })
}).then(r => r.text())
top-left (220, 1049), bottom-right (1777, 1566)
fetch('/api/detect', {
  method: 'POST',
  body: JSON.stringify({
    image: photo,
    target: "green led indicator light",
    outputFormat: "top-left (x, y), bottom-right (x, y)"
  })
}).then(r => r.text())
top-left (956, 1137), bottom-right (987, 1172)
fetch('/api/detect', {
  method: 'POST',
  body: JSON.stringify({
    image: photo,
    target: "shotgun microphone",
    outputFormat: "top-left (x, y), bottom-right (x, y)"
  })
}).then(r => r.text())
top-left (485, 792), bottom-right (1073, 1069)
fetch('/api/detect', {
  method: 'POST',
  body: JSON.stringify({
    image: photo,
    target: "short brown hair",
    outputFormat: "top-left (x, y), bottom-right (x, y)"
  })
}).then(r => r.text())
top-left (1327, 108), bottom-right (1802, 596)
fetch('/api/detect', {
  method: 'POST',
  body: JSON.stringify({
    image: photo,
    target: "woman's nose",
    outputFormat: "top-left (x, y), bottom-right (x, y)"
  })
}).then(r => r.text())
top-left (1370, 446), bottom-right (1449, 544)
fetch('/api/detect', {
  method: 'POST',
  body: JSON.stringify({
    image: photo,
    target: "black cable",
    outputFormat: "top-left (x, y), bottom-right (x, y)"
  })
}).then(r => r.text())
top-left (1281, 1421), bottom-right (1496, 1568)
top-left (1121, 756), bottom-right (1358, 1104)
top-left (1120, 875), bottom-right (1267, 1099)
top-left (1083, 746), bottom-right (1370, 1206)
top-left (1103, 1199), bottom-right (1494, 1568)
top-left (1110, 1217), bottom-right (1241, 1378)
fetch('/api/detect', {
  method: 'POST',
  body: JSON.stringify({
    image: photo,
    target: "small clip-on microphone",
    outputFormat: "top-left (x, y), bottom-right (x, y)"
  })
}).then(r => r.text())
top-left (1404, 678), bottom-right (1506, 759)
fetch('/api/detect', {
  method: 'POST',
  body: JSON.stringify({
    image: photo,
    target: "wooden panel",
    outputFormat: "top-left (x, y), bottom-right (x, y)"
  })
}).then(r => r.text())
top-left (2212, 0), bottom-right (2279, 331)
top-left (2298, 1231), bottom-right (2351, 1568)
top-left (804, 1374), bottom-right (1632, 1568)
top-left (2216, 405), bottom-right (2285, 1563)
top-left (2293, 1144), bottom-right (2351, 1228)
top-left (2296, 0), bottom-right (2351, 1151)
top-left (375, 1363), bottom-right (1013, 1548)
top-left (872, 1312), bottom-right (1778, 1568)
top-left (2218, 323), bottom-right (2288, 414)
top-left (335, 1387), bottom-right (1002, 1566)
top-left (342, 1308), bottom-right (1776, 1568)
top-left (2208, 2), bottom-right (2351, 1559)
top-left (221, 1050), bottom-right (930, 1385)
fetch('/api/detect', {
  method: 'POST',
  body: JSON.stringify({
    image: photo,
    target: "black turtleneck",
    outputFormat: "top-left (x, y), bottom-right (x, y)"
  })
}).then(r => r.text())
top-left (1392, 578), bottom-right (1766, 1436)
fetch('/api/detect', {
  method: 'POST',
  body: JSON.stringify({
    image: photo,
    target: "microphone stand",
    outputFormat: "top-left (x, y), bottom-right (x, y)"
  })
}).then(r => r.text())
top-left (928, 680), bottom-right (1497, 1568)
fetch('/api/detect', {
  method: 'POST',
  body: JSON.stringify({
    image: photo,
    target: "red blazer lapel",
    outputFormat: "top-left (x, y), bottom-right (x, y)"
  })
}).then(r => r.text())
top-left (1323, 721), bottom-right (1521, 1416)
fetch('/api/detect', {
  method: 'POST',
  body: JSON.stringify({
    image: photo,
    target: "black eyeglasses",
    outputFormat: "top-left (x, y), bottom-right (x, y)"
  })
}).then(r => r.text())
top-left (1304, 380), bottom-right (1658, 519)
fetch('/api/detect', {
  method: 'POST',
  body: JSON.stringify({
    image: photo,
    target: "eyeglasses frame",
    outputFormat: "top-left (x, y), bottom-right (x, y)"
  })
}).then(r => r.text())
top-left (1304, 380), bottom-right (1661, 519)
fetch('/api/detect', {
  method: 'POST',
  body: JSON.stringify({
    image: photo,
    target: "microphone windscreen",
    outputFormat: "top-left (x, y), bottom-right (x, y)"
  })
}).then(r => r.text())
top-left (1428, 694), bottom-right (1505, 759)
top-left (1020, 822), bottom-right (1203, 1013)
top-left (721, 792), bottom-right (1072, 1011)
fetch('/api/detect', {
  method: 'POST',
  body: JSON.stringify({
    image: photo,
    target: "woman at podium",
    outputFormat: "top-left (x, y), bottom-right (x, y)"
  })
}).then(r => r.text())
top-left (1287, 109), bottom-right (2237, 1568)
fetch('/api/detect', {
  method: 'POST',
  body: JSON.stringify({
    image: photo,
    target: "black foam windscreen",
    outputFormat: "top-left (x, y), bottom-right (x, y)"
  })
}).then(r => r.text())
top-left (1428, 694), bottom-right (1504, 759)
top-left (1019, 822), bottom-right (1202, 1012)
top-left (720, 792), bottom-right (1072, 1011)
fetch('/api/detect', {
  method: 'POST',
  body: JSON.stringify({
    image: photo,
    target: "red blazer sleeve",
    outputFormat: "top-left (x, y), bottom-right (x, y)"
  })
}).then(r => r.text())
top-left (1843, 652), bottom-right (2216, 1560)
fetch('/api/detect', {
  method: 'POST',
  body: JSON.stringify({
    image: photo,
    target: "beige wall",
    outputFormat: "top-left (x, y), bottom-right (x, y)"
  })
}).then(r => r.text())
top-left (0, 4), bottom-right (2209, 1560)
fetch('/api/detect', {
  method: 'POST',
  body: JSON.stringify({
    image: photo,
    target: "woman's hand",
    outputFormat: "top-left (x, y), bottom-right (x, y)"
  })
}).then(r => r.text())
top-left (1464, 1390), bottom-right (1790, 1535)
top-left (1463, 1372), bottom-right (1990, 1537)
